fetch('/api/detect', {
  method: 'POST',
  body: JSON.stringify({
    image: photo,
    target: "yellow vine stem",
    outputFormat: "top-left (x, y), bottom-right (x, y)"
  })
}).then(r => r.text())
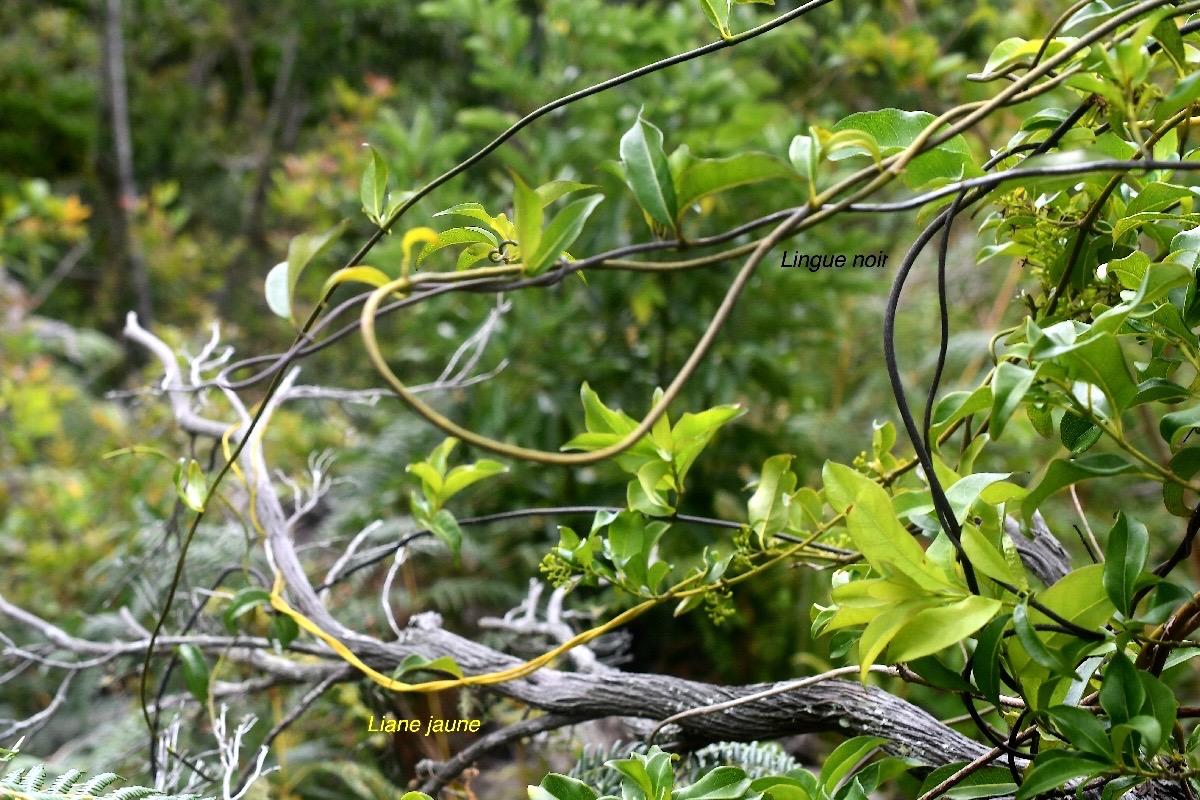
top-left (268, 576), bottom-right (657, 692)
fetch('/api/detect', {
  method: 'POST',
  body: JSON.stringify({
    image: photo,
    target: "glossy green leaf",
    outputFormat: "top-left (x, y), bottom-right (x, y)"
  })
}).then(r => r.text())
top-left (443, 459), bottom-right (508, 501)
top-left (673, 150), bottom-right (793, 220)
top-left (962, 523), bottom-right (1019, 585)
top-left (1137, 670), bottom-right (1178, 752)
top-left (887, 595), bottom-right (1002, 663)
top-left (930, 386), bottom-right (992, 438)
top-left (1013, 603), bottom-right (1077, 676)
top-left (266, 221), bottom-right (349, 322)
top-left (1099, 652), bottom-right (1144, 724)
top-left (429, 509), bottom-right (464, 558)
top-left (320, 265), bottom-right (393, 297)
top-left (1159, 404), bottom-right (1200, 449)
top-left (972, 614), bottom-right (1010, 706)
top-left (529, 775), bottom-right (599, 800)
top-left (671, 404), bottom-right (744, 485)
top-left (535, 180), bottom-right (597, 206)
top-left (620, 114), bottom-right (678, 231)
top-left (396, 653), bottom-right (464, 680)
top-left (820, 737), bottom-right (887, 795)
top-left (789, 134), bottom-right (820, 197)
top-left (990, 362), bottom-right (1037, 441)
top-left (674, 767), bottom-right (751, 800)
top-left (525, 194), bottom-right (604, 276)
top-left (1015, 751), bottom-right (1108, 800)
top-left (513, 172), bottom-right (543, 261)
top-left (843, 473), bottom-right (954, 588)
top-left (1060, 411), bottom-right (1102, 456)
top-left (918, 764), bottom-right (1015, 800)
top-left (360, 144), bottom-right (388, 224)
top-left (418, 227), bottom-right (498, 265)
top-left (945, 473), bottom-right (1011, 523)
top-left (696, 0), bottom-right (731, 38)
top-left (1020, 454), bottom-right (1137, 520)
top-left (749, 454), bottom-right (797, 545)
top-left (1103, 512), bottom-right (1148, 616)
top-left (830, 109), bottom-right (977, 189)
top-left (1047, 705), bottom-right (1112, 759)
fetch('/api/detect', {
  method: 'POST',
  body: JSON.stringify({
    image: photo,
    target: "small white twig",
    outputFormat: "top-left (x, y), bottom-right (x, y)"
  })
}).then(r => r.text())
top-left (382, 545), bottom-right (411, 639)
top-left (319, 520), bottom-right (383, 606)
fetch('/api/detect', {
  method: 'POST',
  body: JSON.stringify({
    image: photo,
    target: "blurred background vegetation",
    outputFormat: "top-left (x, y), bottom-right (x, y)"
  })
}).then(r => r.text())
top-left (5, 0), bottom-right (1155, 795)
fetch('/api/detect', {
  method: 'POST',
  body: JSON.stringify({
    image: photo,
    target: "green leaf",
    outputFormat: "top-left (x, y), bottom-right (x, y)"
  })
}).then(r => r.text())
top-left (1137, 670), bottom-right (1178, 752)
top-left (172, 458), bottom-right (208, 513)
top-left (1020, 455), bottom-right (1138, 520)
top-left (696, 0), bottom-right (731, 38)
top-left (844, 475), bottom-right (955, 588)
top-left (1060, 412), bottom-right (1102, 456)
top-left (535, 180), bottom-right (597, 206)
top-left (525, 194), bottom-right (604, 276)
top-left (972, 614), bottom-right (1011, 706)
top-left (434, 202), bottom-right (501, 228)
top-left (789, 133), bottom-right (820, 198)
top-left (962, 523), bottom-right (1019, 585)
top-left (266, 221), bottom-right (349, 322)
top-left (918, 764), bottom-right (1015, 800)
top-left (223, 587), bottom-right (271, 633)
top-left (1015, 751), bottom-right (1108, 800)
top-left (901, 656), bottom-right (974, 695)
top-left (1102, 512), bottom-right (1148, 616)
top-left (945, 473), bottom-right (1012, 523)
top-left (360, 144), bottom-right (389, 225)
top-left (1099, 652), bottom-right (1144, 725)
top-left (857, 597), bottom-right (940, 682)
top-left (620, 113), bottom-right (679, 232)
top-left (269, 613), bottom-right (299, 649)
top-left (513, 172), bottom-right (544, 262)
top-left (176, 644), bottom-right (210, 703)
top-left (530, 774), bottom-right (600, 800)
top-left (1155, 71), bottom-right (1200, 125)
top-left (671, 405), bottom-right (744, 486)
top-left (991, 362), bottom-right (1038, 441)
top-left (1013, 603), bottom-right (1078, 676)
top-left (1047, 705), bottom-right (1113, 759)
top-left (403, 793), bottom-right (437, 800)
top-left (429, 509), bottom-right (464, 558)
top-left (749, 455), bottom-right (797, 546)
top-left (887, 595), bottom-right (1002, 664)
top-left (930, 386), bottom-right (993, 438)
top-left (395, 653), bottom-right (464, 680)
top-left (673, 150), bottom-right (793, 220)
top-left (442, 460), bottom-right (508, 502)
top-left (830, 109), bottom-right (977, 189)
top-left (418, 227), bottom-right (498, 266)
top-left (675, 767), bottom-right (752, 800)
top-left (983, 38), bottom-right (1080, 76)
top-left (820, 737), bottom-right (887, 795)
top-left (1159, 404), bottom-right (1200, 450)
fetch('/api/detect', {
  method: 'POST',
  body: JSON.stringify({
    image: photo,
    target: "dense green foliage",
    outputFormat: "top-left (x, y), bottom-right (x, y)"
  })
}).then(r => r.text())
top-left (3, 1), bottom-right (1200, 799)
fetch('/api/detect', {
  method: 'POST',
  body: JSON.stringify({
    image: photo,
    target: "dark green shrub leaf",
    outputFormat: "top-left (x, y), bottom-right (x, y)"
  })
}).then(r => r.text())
top-left (1015, 750), bottom-right (1108, 800)
top-left (176, 644), bottom-right (210, 703)
top-left (1102, 512), bottom-right (1148, 616)
top-left (1099, 652), bottom-right (1144, 725)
